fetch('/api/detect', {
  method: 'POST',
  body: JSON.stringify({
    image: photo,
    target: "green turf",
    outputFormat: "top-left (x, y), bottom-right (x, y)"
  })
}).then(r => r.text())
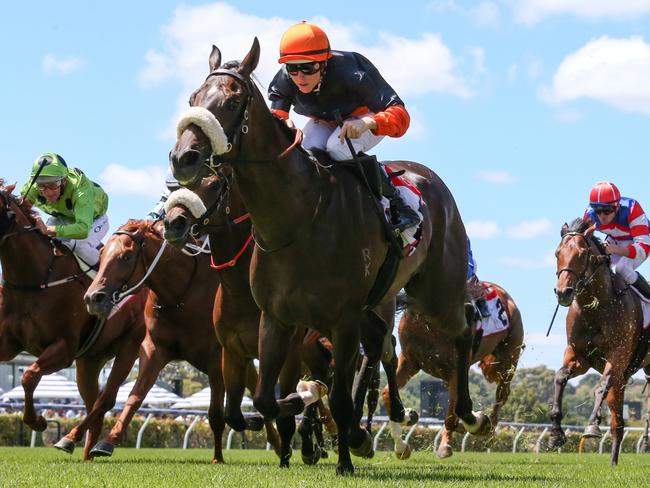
top-left (0, 447), bottom-right (648, 487)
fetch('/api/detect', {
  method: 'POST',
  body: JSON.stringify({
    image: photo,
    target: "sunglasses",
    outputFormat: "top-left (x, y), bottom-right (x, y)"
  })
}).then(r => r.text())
top-left (286, 62), bottom-right (321, 76)
top-left (593, 205), bottom-right (616, 215)
top-left (38, 182), bottom-right (62, 191)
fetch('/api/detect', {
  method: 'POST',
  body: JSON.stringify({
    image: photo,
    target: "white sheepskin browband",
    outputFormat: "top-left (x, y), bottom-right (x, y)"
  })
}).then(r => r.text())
top-left (176, 106), bottom-right (230, 156)
top-left (164, 188), bottom-right (207, 219)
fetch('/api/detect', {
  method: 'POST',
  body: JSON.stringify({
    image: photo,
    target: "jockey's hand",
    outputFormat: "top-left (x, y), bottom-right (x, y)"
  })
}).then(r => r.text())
top-left (284, 118), bottom-right (296, 131)
top-left (338, 116), bottom-right (377, 142)
top-left (604, 242), bottom-right (629, 257)
top-left (45, 226), bottom-right (57, 237)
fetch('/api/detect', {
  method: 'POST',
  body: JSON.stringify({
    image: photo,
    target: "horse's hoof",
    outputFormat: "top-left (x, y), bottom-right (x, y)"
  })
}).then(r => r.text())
top-left (211, 458), bottom-right (224, 464)
top-left (396, 444), bottom-right (412, 460)
top-left (54, 437), bottom-right (75, 454)
top-left (301, 444), bottom-right (321, 465)
top-left (350, 429), bottom-right (373, 458)
top-left (336, 462), bottom-right (354, 476)
top-left (547, 430), bottom-right (567, 449)
top-left (32, 416), bottom-right (48, 432)
top-left (89, 440), bottom-right (114, 457)
top-left (462, 412), bottom-right (491, 436)
top-left (404, 408), bottom-right (419, 426)
top-left (436, 443), bottom-right (453, 459)
top-left (581, 424), bottom-right (602, 439)
top-left (279, 453), bottom-right (291, 469)
top-left (244, 415), bottom-right (265, 431)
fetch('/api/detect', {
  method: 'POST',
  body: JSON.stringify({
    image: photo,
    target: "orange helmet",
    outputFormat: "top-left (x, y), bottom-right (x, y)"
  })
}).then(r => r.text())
top-left (589, 181), bottom-right (621, 206)
top-left (278, 21), bottom-right (332, 64)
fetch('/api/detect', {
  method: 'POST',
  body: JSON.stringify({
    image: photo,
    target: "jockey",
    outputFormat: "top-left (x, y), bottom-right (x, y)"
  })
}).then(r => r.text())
top-left (268, 21), bottom-right (420, 233)
top-left (584, 181), bottom-right (650, 300)
top-left (147, 167), bottom-right (181, 220)
top-left (20, 152), bottom-right (109, 268)
top-left (467, 238), bottom-right (490, 318)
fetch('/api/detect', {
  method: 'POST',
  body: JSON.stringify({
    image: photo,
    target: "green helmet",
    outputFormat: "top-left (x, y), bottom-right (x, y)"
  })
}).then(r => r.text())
top-left (32, 153), bottom-right (69, 184)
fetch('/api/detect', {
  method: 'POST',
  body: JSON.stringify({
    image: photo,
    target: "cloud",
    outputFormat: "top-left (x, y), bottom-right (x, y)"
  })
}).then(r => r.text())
top-left (544, 36), bottom-right (650, 115)
top-left (42, 54), bottom-right (81, 75)
top-left (471, 2), bottom-right (500, 25)
top-left (99, 164), bottom-right (166, 198)
top-left (140, 2), bottom-right (473, 136)
top-left (506, 218), bottom-right (553, 239)
top-left (498, 253), bottom-right (555, 269)
top-left (513, 0), bottom-right (650, 25)
top-left (466, 220), bottom-right (499, 239)
top-left (475, 170), bottom-right (514, 184)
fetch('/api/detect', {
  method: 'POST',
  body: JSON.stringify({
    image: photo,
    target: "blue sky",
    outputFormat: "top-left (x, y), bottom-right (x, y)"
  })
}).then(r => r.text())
top-left (2, 1), bottom-right (650, 370)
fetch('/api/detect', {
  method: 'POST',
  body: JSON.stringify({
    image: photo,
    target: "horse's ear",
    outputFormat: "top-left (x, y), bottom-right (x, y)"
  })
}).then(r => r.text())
top-left (561, 223), bottom-right (569, 237)
top-left (585, 224), bottom-right (596, 238)
top-left (239, 37), bottom-right (260, 77)
top-left (209, 45), bottom-right (222, 73)
top-left (5, 183), bottom-right (16, 194)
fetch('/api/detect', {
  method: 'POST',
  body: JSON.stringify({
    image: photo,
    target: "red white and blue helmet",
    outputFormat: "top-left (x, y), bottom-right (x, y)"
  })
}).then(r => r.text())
top-left (589, 181), bottom-right (620, 207)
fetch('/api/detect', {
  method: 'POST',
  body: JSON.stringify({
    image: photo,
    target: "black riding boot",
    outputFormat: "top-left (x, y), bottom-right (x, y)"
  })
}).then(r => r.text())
top-left (381, 172), bottom-right (421, 233)
top-left (632, 273), bottom-right (650, 300)
top-left (475, 297), bottom-right (491, 318)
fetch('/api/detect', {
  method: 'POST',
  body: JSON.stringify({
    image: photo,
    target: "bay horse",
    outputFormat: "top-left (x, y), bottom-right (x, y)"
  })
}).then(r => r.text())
top-left (164, 174), bottom-right (338, 466)
top-left (383, 282), bottom-right (524, 459)
top-left (69, 219), bottom-right (281, 462)
top-left (0, 181), bottom-right (147, 460)
top-left (550, 218), bottom-right (650, 465)
top-left (167, 39), bottom-right (488, 474)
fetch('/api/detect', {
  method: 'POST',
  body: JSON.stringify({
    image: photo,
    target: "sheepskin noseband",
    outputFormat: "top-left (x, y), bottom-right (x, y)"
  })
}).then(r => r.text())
top-left (176, 106), bottom-right (230, 156)
top-left (164, 188), bottom-right (208, 219)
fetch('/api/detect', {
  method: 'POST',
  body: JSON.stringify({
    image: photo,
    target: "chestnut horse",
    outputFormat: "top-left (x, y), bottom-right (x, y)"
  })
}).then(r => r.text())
top-left (167, 40), bottom-right (488, 474)
top-left (383, 282), bottom-right (524, 459)
top-left (71, 219), bottom-right (281, 462)
top-left (164, 175), bottom-right (337, 465)
top-left (0, 182), bottom-right (146, 460)
top-left (550, 218), bottom-right (650, 465)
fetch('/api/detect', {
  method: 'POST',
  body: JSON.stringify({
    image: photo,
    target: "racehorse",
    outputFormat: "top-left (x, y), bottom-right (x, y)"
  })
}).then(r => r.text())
top-left (0, 181), bottom-right (146, 460)
top-left (383, 282), bottom-right (524, 459)
top-left (166, 39), bottom-right (489, 474)
top-left (550, 218), bottom-right (650, 465)
top-left (164, 174), bottom-right (338, 465)
top-left (69, 219), bottom-right (281, 462)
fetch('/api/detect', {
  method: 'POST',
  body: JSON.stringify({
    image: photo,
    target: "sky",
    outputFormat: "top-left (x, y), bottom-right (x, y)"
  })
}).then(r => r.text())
top-left (1, 1), bottom-right (650, 371)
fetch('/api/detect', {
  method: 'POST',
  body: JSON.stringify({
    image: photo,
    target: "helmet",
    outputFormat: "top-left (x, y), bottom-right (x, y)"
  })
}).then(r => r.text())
top-left (278, 21), bottom-right (332, 64)
top-left (32, 153), bottom-right (68, 184)
top-left (589, 181), bottom-right (620, 206)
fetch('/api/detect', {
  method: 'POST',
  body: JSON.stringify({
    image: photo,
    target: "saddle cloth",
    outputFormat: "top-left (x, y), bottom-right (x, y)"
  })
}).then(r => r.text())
top-left (477, 284), bottom-right (510, 336)
top-left (631, 288), bottom-right (650, 330)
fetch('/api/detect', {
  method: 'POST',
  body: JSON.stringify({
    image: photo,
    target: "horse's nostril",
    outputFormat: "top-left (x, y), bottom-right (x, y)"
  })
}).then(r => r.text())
top-left (92, 292), bottom-right (108, 304)
top-left (178, 149), bottom-right (201, 168)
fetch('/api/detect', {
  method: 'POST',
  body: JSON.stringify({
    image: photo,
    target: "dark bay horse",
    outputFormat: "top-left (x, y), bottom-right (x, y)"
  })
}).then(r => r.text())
top-left (383, 282), bottom-right (524, 459)
top-left (72, 219), bottom-right (281, 462)
top-left (0, 182), bottom-right (146, 460)
top-left (164, 175), bottom-right (337, 466)
top-left (167, 39), bottom-right (488, 474)
top-left (550, 218), bottom-right (650, 465)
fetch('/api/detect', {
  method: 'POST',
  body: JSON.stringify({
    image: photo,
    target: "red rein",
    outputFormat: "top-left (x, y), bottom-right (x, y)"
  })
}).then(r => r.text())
top-left (209, 213), bottom-right (254, 270)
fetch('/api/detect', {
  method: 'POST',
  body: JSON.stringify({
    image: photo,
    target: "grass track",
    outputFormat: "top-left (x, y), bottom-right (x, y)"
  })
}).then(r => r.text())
top-left (0, 447), bottom-right (648, 487)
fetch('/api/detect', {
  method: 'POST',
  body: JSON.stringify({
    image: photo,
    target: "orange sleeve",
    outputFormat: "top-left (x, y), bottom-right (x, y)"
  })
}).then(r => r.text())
top-left (271, 108), bottom-right (290, 120)
top-left (371, 105), bottom-right (410, 138)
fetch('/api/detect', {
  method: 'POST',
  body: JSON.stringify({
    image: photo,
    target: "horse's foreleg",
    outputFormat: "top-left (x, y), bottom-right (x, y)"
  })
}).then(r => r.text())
top-left (330, 322), bottom-right (360, 475)
top-left (22, 338), bottom-right (72, 432)
top-left (276, 346), bottom-right (302, 468)
top-left (96, 340), bottom-right (166, 455)
top-left (549, 349), bottom-right (586, 449)
top-left (223, 348), bottom-right (251, 432)
top-left (70, 358), bottom-right (102, 460)
top-left (365, 365), bottom-right (381, 433)
top-left (207, 357), bottom-right (226, 464)
top-left (244, 363), bottom-right (281, 457)
top-left (582, 363), bottom-right (613, 440)
top-left (607, 381), bottom-right (626, 466)
top-left (454, 330), bottom-right (490, 436)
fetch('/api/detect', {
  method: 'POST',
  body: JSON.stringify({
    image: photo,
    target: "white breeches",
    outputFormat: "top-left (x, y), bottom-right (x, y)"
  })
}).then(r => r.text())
top-left (302, 116), bottom-right (384, 161)
top-left (611, 253), bottom-right (647, 284)
top-left (47, 214), bottom-right (109, 267)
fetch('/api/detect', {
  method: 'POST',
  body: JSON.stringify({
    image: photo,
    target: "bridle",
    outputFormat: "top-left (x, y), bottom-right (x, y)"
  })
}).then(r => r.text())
top-left (556, 232), bottom-right (610, 297)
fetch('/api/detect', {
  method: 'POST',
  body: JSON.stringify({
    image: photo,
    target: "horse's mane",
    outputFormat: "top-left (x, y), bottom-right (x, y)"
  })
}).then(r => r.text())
top-left (0, 179), bottom-right (45, 226)
top-left (117, 219), bottom-right (163, 239)
top-left (566, 217), bottom-right (608, 256)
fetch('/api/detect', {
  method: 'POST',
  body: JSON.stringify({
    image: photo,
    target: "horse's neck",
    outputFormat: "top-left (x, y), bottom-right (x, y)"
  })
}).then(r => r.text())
top-left (576, 264), bottom-right (614, 310)
top-left (145, 237), bottom-right (194, 304)
top-left (0, 232), bottom-right (59, 284)
top-left (209, 223), bottom-right (253, 292)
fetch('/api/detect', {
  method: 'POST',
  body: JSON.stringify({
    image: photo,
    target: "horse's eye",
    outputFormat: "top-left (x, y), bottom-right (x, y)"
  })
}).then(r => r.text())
top-left (120, 253), bottom-right (132, 262)
top-left (227, 98), bottom-right (240, 111)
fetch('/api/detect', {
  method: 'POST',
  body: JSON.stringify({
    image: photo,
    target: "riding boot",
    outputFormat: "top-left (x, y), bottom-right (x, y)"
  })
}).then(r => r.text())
top-left (632, 273), bottom-right (650, 300)
top-left (381, 171), bottom-right (421, 233)
top-left (475, 297), bottom-right (491, 318)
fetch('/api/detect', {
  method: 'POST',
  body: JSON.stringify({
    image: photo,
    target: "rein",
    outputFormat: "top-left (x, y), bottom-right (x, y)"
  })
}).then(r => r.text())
top-left (209, 213), bottom-right (254, 270)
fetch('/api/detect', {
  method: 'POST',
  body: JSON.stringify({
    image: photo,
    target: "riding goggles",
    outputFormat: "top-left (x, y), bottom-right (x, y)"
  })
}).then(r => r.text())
top-left (591, 204), bottom-right (617, 215)
top-left (286, 62), bottom-right (321, 76)
top-left (37, 181), bottom-right (63, 191)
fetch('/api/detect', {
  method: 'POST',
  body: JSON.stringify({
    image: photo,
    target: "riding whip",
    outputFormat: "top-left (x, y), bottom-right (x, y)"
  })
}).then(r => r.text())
top-left (546, 302), bottom-right (560, 337)
top-left (23, 156), bottom-right (50, 198)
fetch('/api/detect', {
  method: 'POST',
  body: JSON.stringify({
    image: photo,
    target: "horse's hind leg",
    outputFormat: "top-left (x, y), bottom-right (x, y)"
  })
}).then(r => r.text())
top-left (206, 355), bottom-right (226, 464)
top-left (365, 365), bottom-right (380, 434)
top-left (22, 338), bottom-right (73, 432)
